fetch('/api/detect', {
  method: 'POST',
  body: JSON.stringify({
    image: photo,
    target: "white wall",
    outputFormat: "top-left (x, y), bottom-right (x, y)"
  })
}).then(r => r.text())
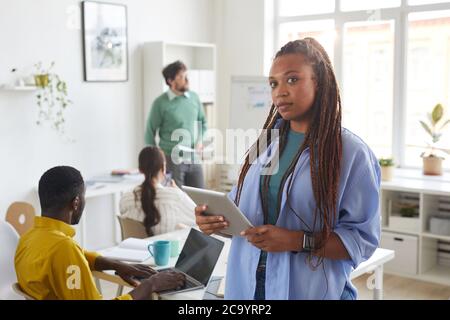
top-left (214, 0), bottom-right (273, 134)
top-left (0, 0), bottom-right (214, 221)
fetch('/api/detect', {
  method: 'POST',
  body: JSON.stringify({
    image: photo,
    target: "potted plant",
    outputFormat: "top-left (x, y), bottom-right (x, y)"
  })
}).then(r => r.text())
top-left (388, 192), bottom-right (420, 232)
top-left (379, 158), bottom-right (395, 181)
top-left (419, 103), bottom-right (450, 175)
top-left (34, 62), bottom-right (72, 136)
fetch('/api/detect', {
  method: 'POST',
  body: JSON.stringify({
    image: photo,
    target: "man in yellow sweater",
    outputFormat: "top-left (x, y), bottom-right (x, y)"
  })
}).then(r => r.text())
top-left (15, 166), bottom-right (184, 300)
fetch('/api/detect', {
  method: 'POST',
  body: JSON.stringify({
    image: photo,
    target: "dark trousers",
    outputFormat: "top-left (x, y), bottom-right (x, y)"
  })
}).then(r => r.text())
top-left (166, 154), bottom-right (205, 188)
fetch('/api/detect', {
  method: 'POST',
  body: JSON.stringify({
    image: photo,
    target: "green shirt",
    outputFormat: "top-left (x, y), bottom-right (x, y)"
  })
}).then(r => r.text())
top-left (145, 90), bottom-right (207, 159)
top-left (259, 129), bottom-right (305, 264)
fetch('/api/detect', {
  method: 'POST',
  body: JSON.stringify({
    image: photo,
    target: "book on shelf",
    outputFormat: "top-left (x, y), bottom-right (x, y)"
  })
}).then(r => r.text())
top-left (101, 238), bottom-right (151, 262)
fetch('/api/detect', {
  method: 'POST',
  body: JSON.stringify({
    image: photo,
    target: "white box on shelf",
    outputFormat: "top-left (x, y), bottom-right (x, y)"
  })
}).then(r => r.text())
top-left (381, 232), bottom-right (418, 275)
top-left (429, 217), bottom-right (450, 236)
top-left (389, 216), bottom-right (420, 233)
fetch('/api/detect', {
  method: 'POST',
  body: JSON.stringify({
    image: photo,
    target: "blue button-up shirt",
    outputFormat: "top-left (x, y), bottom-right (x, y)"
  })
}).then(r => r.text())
top-left (225, 127), bottom-right (381, 300)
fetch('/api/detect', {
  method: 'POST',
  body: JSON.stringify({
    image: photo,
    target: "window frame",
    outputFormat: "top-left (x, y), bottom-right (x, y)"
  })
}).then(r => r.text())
top-left (274, 0), bottom-right (450, 169)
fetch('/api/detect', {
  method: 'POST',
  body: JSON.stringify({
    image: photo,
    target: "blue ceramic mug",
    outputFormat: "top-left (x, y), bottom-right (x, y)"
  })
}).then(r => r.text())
top-left (148, 240), bottom-right (170, 266)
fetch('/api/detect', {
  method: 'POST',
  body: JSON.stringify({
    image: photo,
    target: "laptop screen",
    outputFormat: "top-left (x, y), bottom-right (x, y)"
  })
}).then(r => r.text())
top-left (175, 228), bottom-right (224, 286)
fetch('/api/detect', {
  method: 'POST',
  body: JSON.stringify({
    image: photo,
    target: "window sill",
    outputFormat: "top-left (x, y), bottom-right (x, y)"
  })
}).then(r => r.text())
top-left (393, 168), bottom-right (450, 184)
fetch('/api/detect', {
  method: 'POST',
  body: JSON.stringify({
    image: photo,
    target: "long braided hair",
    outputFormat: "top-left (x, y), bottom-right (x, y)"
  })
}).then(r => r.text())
top-left (234, 38), bottom-right (342, 268)
top-left (136, 146), bottom-right (165, 235)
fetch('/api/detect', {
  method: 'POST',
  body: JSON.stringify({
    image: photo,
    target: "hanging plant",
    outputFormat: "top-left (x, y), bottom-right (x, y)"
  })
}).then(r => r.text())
top-left (34, 61), bottom-right (73, 137)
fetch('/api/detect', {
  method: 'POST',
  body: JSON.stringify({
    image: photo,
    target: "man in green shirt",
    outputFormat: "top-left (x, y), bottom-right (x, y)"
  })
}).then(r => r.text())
top-left (145, 60), bottom-right (207, 188)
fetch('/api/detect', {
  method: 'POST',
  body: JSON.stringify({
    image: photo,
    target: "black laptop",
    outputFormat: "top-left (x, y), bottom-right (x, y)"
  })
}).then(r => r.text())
top-left (151, 228), bottom-right (224, 295)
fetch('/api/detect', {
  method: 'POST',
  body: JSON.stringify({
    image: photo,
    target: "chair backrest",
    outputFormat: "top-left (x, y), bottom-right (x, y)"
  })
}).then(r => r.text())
top-left (117, 215), bottom-right (149, 240)
top-left (5, 202), bottom-right (36, 236)
top-left (12, 283), bottom-right (35, 300)
top-left (0, 219), bottom-right (21, 299)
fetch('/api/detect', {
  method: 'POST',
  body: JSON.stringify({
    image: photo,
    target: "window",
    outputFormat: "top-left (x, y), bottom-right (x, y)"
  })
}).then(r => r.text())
top-left (340, 0), bottom-right (400, 12)
top-left (405, 11), bottom-right (450, 168)
top-left (342, 21), bottom-right (395, 157)
top-left (278, 20), bottom-right (335, 60)
top-left (409, 0), bottom-right (450, 5)
top-left (276, 0), bottom-right (450, 169)
top-left (278, 0), bottom-right (334, 17)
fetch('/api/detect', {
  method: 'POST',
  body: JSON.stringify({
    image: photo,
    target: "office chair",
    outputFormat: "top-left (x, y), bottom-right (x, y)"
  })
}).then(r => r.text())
top-left (117, 215), bottom-right (149, 240)
top-left (115, 215), bottom-right (150, 296)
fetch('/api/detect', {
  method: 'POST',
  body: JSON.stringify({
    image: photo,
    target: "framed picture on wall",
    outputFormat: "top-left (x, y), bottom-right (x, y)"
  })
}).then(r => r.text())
top-left (81, 1), bottom-right (128, 82)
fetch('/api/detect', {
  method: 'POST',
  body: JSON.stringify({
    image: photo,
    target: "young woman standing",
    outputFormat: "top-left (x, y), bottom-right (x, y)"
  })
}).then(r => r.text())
top-left (195, 38), bottom-right (381, 300)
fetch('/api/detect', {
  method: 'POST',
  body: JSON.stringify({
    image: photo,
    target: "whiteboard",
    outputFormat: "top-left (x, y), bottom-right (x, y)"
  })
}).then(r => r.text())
top-left (229, 76), bottom-right (272, 131)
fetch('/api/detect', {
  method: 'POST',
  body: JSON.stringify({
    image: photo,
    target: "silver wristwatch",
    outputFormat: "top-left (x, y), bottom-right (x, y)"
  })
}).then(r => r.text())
top-left (302, 231), bottom-right (315, 252)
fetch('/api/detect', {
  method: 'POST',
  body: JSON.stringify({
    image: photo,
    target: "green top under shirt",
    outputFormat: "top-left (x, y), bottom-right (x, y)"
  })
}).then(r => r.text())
top-left (258, 129), bottom-right (305, 265)
top-left (145, 90), bottom-right (207, 159)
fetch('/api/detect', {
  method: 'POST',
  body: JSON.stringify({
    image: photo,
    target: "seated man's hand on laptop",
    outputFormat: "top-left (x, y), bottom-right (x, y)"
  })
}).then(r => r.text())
top-left (195, 205), bottom-right (229, 235)
top-left (129, 272), bottom-right (185, 300)
top-left (114, 263), bottom-right (157, 287)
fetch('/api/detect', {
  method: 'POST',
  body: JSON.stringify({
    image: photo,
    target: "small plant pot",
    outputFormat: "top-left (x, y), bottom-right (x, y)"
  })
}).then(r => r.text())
top-left (423, 156), bottom-right (443, 176)
top-left (34, 74), bottom-right (49, 88)
top-left (381, 166), bottom-right (394, 181)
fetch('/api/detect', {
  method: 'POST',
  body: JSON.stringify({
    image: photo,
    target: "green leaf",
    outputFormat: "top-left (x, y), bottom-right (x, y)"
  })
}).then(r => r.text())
top-left (439, 119), bottom-right (450, 131)
top-left (420, 120), bottom-right (433, 137)
top-left (432, 103), bottom-right (443, 124)
top-left (379, 158), bottom-right (394, 166)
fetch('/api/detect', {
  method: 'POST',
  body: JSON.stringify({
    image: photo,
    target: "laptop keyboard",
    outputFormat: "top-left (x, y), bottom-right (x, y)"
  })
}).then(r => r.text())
top-left (133, 269), bottom-right (200, 292)
top-left (182, 279), bottom-right (197, 289)
top-left (159, 270), bottom-right (198, 289)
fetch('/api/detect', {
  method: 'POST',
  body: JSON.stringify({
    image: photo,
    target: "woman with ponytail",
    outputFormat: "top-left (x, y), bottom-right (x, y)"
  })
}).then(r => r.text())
top-left (120, 146), bottom-right (196, 236)
top-left (195, 38), bottom-right (381, 300)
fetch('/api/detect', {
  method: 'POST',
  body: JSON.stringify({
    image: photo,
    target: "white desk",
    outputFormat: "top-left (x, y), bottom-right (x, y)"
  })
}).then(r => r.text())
top-left (350, 248), bottom-right (394, 300)
top-left (94, 228), bottom-right (394, 300)
top-left (78, 179), bottom-right (142, 248)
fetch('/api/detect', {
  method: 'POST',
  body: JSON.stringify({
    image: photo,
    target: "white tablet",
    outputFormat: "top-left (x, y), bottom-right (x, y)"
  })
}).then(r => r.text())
top-left (182, 186), bottom-right (254, 236)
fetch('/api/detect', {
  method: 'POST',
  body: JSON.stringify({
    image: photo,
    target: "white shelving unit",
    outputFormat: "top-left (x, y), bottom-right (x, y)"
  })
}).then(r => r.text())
top-left (380, 175), bottom-right (450, 286)
top-left (214, 167), bottom-right (450, 286)
top-left (142, 41), bottom-right (217, 188)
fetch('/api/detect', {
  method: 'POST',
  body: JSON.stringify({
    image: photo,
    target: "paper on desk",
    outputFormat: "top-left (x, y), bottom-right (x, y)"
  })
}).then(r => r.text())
top-left (118, 237), bottom-right (151, 251)
top-left (101, 238), bottom-right (151, 262)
